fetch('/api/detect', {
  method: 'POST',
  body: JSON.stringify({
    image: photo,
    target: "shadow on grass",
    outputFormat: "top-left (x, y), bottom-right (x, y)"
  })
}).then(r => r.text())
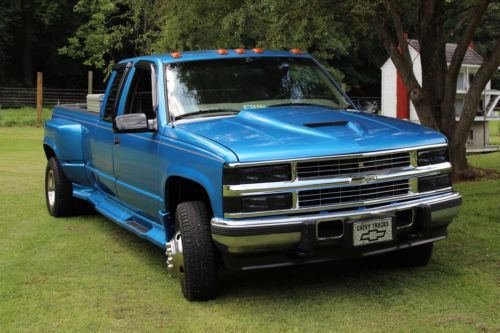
top-left (71, 210), bottom-right (460, 302)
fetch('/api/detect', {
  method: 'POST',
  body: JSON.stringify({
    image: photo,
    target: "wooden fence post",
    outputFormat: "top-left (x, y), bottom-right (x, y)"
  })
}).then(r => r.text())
top-left (88, 71), bottom-right (93, 95)
top-left (36, 72), bottom-right (43, 123)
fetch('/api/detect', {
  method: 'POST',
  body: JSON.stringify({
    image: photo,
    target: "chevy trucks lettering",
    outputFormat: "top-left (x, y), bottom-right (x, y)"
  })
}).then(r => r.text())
top-left (43, 49), bottom-right (461, 301)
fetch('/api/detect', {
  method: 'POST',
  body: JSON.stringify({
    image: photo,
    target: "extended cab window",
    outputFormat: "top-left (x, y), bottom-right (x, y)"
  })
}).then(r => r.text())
top-left (103, 68), bottom-right (126, 122)
top-left (125, 64), bottom-right (156, 121)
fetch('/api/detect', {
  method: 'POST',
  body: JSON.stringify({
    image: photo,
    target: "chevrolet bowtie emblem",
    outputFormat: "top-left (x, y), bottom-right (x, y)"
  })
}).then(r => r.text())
top-left (352, 175), bottom-right (377, 183)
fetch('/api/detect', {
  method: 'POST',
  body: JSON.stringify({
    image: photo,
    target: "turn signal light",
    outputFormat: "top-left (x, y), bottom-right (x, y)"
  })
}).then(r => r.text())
top-left (290, 48), bottom-right (302, 54)
top-left (171, 52), bottom-right (182, 58)
top-left (252, 48), bottom-right (264, 54)
top-left (217, 49), bottom-right (228, 55)
top-left (234, 48), bottom-right (246, 54)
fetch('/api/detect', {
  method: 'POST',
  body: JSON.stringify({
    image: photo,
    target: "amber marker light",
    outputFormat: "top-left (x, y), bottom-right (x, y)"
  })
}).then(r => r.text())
top-left (234, 48), bottom-right (246, 54)
top-left (170, 52), bottom-right (182, 58)
top-left (290, 48), bottom-right (302, 54)
top-left (217, 49), bottom-right (229, 55)
top-left (252, 48), bottom-right (264, 54)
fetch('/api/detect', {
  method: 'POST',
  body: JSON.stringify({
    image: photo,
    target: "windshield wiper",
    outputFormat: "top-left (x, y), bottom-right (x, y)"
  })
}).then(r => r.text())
top-left (174, 108), bottom-right (240, 121)
top-left (268, 102), bottom-right (340, 110)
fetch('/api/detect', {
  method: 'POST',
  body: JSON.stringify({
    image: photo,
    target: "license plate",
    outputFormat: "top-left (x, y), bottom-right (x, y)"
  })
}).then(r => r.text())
top-left (353, 217), bottom-right (393, 247)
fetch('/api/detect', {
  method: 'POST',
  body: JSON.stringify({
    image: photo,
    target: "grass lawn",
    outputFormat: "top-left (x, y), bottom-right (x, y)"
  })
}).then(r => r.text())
top-left (0, 127), bottom-right (499, 332)
top-left (0, 108), bottom-right (52, 127)
top-left (490, 121), bottom-right (500, 145)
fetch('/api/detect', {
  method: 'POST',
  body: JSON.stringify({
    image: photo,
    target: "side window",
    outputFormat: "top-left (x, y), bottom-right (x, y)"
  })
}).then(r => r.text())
top-left (103, 68), bottom-right (126, 122)
top-left (125, 65), bottom-right (156, 120)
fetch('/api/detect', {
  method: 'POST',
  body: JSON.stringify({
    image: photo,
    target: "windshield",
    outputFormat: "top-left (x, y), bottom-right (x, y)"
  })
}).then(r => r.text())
top-left (165, 57), bottom-right (351, 119)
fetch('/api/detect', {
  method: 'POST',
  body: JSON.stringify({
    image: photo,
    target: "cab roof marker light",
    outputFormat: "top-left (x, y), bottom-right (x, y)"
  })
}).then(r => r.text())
top-left (217, 49), bottom-right (228, 55)
top-left (290, 48), bottom-right (302, 54)
top-left (234, 48), bottom-right (246, 54)
top-left (170, 52), bottom-right (182, 58)
top-left (252, 48), bottom-right (264, 54)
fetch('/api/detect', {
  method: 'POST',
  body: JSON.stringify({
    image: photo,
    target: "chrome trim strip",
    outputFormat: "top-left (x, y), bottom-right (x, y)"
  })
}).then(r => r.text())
top-left (213, 192), bottom-right (461, 227)
top-left (225, 143), bottom-right (448, 167)
top-left (223, 162), bottom-right (451, 196)
top-left (223, 188), bottom-right (453, 218)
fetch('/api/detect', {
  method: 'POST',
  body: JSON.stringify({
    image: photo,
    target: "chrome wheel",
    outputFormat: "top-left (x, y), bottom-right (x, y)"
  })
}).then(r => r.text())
top-left (166, 231), bottom-right (184, 278)
top-left (47, 169), bottom-right (55, 208)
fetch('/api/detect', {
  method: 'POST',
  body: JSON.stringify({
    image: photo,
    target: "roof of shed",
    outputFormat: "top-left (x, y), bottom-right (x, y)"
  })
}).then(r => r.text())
top-left (408, 39), bottom-right (484, 66)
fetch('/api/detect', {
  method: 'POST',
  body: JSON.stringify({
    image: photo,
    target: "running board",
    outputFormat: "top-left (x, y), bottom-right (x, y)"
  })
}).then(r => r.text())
top-left (73, 184), bottom-right (167, 248)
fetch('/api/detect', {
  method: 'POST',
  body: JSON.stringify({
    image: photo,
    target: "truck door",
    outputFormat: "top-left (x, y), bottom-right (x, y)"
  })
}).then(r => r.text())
top-left (92, 64), bottom-right (130, 197)
top-left (113, 61), bottom-right (161, 220)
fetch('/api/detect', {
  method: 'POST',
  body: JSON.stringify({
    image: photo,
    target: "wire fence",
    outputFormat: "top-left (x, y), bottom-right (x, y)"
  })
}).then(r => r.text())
top-left (0, 87), bottom-right (381, 111)
top-left (0, 87), bottom-right (105, 109)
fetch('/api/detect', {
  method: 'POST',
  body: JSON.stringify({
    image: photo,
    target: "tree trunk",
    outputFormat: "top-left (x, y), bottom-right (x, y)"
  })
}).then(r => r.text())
top-left (449, 136), bottom-right (469, 179)
top-left (374, 0), bottom-right (499, 179)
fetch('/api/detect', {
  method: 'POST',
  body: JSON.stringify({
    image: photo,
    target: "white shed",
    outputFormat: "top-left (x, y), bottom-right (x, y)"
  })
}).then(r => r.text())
top-left (381, 40), bottom-right (499, 148)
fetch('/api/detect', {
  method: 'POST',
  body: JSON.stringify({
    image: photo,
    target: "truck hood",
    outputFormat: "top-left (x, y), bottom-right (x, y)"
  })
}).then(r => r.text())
top-left (176, 106), bottom-right (446, 162)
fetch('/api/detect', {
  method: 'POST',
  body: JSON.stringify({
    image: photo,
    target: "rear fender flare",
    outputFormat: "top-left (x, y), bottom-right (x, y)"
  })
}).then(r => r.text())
top-left (44, 119), bottom-right (84, 162)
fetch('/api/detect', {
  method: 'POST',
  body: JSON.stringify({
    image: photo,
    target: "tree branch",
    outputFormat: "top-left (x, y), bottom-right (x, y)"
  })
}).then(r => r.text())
top-left (440, 0), bottom-right (491, 138)
top-left (383, 0), bottom-right (411, 62)
top-left (445, 0), bottom-right (490, 100)
top-left (376, 5), bottom-right (438, 128)
top-left (455, 39), bottom-right (500, 143)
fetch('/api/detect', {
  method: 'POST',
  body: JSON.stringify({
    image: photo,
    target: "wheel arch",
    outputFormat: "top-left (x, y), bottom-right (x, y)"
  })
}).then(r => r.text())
top-left (165, 176), bottom-right (214, 220)
top-left (43, 143), bottom-right (57, 160)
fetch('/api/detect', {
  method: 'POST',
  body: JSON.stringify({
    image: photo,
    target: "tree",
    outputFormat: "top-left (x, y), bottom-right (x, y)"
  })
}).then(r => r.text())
top-left (0, 0), bottom-right (82, 87)
top-left (360, 0), bottom-right (500, 177)
top-left (60, 0), bottom-right (359, 82)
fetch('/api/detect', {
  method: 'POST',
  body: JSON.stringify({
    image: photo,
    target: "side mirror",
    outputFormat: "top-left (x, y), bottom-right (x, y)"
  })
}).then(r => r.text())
top-left (114, 113), bottom-right (151, 133)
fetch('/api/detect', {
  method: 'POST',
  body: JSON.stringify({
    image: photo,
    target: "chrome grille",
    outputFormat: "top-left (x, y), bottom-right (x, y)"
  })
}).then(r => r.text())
top-left (298, 180), bottom-right (410, 208)
top-left (296, 152), bottom-right (411, 179)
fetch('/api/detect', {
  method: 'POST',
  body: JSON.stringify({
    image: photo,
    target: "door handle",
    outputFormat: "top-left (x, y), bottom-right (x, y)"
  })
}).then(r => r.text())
top-left (114, 137), bottom-right (120, 145)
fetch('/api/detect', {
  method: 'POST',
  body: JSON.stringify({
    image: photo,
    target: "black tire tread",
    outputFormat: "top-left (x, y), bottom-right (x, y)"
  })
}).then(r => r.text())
top-left (45, 157), bottom-right (76, 217)
top-left (176, 201), bottom-right (218, 301)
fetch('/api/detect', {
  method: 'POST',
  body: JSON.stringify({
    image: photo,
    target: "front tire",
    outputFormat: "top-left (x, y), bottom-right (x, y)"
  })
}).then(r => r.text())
top-left (166, 201), bottom-right (218, 301)
top-left (45, 157), bottom-right (76, 217)
top-left (393, 242), bottom-right (434, 267)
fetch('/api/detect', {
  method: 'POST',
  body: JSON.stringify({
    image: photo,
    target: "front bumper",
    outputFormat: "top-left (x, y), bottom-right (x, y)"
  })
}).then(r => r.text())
top-left (211, 192), bottom-right (461, 269)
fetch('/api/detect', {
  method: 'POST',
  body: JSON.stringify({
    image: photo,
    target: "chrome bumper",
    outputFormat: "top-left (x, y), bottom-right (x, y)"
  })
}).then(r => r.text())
top-left (211, 192), bottom-right (461, 254)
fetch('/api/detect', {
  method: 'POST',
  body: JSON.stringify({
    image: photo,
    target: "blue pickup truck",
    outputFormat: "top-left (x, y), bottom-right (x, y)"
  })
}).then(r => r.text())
top-left (43, 49), bottom-right (461, 300)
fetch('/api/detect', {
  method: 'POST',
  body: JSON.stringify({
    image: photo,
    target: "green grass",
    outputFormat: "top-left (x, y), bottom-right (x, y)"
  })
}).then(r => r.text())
top-left (0, 127), bottom-right (499, 332)
top-left (0, 108), bottom-right (52, 127)
top-left (490, 121), bottom-right (500, 145)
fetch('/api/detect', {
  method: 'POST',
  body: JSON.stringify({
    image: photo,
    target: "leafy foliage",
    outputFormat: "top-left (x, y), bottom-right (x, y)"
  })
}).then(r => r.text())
top-left (59, 0), bottom-right (363, 82)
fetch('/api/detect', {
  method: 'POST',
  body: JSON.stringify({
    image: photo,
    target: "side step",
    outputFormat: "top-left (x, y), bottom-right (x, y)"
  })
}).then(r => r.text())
top-left (73, 185), bottom-right (167, 248)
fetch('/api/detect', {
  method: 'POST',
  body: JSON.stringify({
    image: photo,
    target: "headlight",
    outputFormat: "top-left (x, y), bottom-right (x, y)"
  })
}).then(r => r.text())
top-left (417, 148), bottom-right (448, 166)
top-left (223, 164), bottom-right (291, 185)
top-left (224, 193), bottom-right (293, 213)
top-left (418, 174), bottom-right (452, 192)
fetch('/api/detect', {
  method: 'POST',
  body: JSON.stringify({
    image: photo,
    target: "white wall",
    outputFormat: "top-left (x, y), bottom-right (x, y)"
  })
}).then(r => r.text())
top-left (381, 59), bottom-right (397, 118)
top-left (381, 47), bottom-right (421, 121)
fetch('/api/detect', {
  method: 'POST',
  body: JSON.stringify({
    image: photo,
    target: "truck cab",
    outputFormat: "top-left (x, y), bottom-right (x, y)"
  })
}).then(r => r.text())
top-left (43, 49), bottom-right (461, 301)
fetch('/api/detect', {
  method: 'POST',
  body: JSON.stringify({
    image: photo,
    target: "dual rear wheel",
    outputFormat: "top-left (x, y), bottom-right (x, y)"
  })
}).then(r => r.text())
top-left (45, 157), bottom-right (77, 217)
